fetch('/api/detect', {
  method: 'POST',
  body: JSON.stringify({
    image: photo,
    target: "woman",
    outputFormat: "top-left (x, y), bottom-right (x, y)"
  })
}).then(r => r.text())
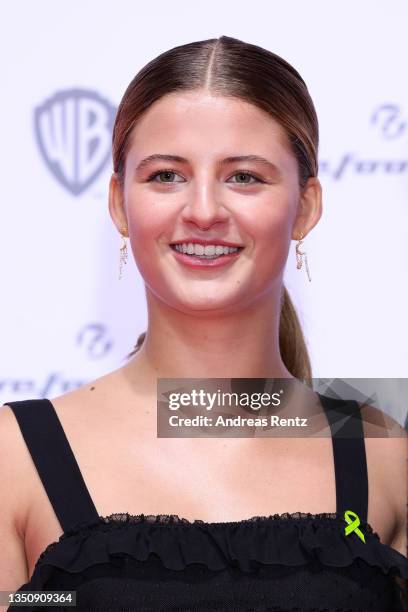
top-left (1, 35), bottom-right (407, 611)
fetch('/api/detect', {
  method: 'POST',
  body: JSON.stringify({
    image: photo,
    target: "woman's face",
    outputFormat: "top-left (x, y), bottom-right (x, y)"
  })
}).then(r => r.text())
top-left (111, 91), bottom-right (309, 314)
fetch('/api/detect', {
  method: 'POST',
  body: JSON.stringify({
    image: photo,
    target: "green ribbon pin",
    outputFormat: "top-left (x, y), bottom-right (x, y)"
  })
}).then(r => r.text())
top-left (344, 510), bottom-right (365, 543)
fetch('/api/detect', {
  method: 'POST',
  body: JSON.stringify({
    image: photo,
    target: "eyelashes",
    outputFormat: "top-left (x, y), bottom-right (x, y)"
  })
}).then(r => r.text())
top-left (146, 169), bottom-right (265, 185)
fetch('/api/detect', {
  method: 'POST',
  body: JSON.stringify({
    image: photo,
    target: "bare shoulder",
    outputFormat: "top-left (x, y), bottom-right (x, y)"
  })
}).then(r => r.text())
top-left (359, 402), bottom-right (407, 556)
top-left (0, 404), bottom-right (33, 591)
top-left (0, 364), bottom-right (129, 488)
top-left (49, 365), bottom-right (132, 415)
top-left (359, 401), bottom-right (407, 438)
top-left (0, 403), bottom-right (36, 532)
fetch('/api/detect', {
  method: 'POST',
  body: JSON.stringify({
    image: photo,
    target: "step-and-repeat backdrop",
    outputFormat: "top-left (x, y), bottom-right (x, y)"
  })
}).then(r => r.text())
top-left (1, 1), bottom-right (407, 426)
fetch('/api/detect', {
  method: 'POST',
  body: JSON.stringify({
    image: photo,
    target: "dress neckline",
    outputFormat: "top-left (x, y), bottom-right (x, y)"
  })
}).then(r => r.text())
top-left (29, 508), bottom-right (399, 591)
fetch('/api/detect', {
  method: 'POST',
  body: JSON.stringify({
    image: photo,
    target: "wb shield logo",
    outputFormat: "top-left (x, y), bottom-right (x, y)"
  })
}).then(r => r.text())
top-left (34, 89), bottom-right (116, 195)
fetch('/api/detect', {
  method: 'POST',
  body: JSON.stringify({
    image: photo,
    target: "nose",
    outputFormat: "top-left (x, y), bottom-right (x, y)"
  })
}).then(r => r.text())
top-left (180, 175), bottom-right (230, 229)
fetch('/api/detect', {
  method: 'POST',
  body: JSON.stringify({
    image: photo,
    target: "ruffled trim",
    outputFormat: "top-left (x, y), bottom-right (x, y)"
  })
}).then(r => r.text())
top-left (25, 511), bottom-right (408, 589)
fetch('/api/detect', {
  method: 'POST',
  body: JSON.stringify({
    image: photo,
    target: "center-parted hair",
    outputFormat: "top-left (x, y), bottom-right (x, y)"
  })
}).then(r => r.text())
top-left (111, 35), bottom-right (319, 382)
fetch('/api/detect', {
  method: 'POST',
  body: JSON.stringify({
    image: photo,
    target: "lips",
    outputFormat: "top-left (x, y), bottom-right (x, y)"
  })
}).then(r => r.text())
top-left (170, 245), bottom-right (244, 254)
top-left (170, 244), bottom-right (244, 269)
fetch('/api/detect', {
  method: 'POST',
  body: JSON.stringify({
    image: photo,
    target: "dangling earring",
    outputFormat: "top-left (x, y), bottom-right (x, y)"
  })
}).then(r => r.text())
top-left (119, 227), bottom-right (128, 280)
top-left (295, 231), bottom-right (312, 282)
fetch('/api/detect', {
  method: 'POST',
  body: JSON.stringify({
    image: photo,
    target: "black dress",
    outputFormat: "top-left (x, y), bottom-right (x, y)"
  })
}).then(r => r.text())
top-left (3, 393), bottom-right (408, 611)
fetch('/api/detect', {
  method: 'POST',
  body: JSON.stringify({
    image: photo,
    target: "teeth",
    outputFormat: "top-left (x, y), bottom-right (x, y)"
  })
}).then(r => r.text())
top-left (173, 242), bottom-right (239, 257)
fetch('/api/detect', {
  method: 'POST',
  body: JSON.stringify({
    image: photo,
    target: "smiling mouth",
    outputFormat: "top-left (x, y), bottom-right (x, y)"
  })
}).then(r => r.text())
top-left (169, 245), bottom-right (245, 259)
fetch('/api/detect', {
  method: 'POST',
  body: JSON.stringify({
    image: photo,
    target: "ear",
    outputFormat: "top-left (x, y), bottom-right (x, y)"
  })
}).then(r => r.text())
top-left (108, 173), bottom-right (129, 236)
top-left (292, 177), bottom-right (323, 240)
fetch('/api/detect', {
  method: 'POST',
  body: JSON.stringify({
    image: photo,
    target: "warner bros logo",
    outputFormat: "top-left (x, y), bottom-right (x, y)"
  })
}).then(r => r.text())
top-left (34, 89), bottom-right (117, 196)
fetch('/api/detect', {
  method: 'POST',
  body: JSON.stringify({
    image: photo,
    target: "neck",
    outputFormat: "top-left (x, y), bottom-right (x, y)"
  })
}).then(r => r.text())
top-left (123, 289), bottom-right (296, 388)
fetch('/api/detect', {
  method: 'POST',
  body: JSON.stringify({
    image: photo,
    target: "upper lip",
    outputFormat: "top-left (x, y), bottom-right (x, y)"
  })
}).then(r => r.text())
top-left (170, 238), bottom-right (244, 248)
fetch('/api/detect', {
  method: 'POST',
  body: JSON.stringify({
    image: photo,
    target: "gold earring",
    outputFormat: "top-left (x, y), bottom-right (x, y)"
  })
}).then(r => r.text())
top-left (119, 227), bottom-right (128, 280)
top-left (295, 231), bottom-right (311, 282)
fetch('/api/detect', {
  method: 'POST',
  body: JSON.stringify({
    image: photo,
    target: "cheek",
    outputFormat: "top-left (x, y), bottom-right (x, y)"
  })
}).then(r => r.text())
top-left (241, 196), bottom-right (294, 265)
top-left (125, 206), bottom-right (171, 280)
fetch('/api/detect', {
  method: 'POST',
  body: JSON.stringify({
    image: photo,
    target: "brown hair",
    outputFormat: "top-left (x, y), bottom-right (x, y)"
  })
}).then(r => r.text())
top-left (112, 35), bottom-right (318, 382)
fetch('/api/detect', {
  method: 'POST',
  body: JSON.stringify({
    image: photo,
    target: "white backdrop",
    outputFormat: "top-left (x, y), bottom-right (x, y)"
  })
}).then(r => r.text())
top-left (1, 0), bottom-right (407, 426)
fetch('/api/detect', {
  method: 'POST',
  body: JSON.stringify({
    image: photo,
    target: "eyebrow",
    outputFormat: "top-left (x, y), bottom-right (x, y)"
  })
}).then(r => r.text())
top-left (135, 153), bottom-right (281, 175)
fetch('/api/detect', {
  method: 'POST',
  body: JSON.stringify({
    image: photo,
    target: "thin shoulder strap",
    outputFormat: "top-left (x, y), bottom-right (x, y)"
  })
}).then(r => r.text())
top-left (5, 399), bottom-right (99, 532)
top-left (317, 393), bottom-right (369, 524)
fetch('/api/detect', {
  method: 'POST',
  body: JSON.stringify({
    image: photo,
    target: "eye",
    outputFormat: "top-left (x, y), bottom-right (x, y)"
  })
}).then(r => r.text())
top-left (146, 170), bottom-right (185, 184)
top-left (227, 171), bottom-right (263, 185)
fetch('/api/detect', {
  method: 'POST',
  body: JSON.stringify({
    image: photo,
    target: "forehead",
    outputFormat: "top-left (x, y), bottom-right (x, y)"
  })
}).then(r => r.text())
top-left (126, 91), bottom-right (293, 167)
